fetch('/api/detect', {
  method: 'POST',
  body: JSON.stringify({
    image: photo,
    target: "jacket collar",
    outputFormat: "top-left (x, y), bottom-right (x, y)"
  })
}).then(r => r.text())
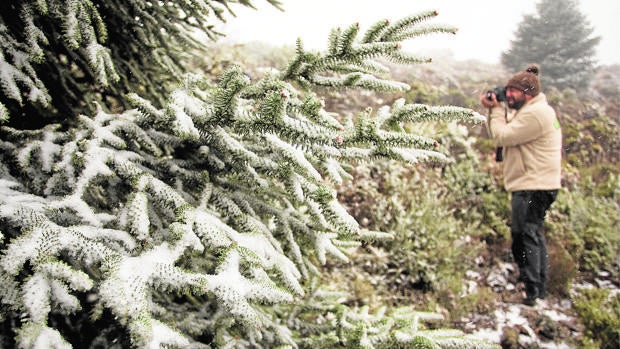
top-left (525, 92), bottom-right (546, 107)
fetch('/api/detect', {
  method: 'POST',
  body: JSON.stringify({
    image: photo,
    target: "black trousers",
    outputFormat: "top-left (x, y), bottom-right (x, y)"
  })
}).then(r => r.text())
top-left (510, 190), bottom-right (558, 298)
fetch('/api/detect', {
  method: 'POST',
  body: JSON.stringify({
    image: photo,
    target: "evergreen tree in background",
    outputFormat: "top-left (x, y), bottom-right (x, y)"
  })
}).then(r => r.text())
top-left (0, 1), bottom-right (499, 348)
top-left (501, 0), bottom-right (600, 90)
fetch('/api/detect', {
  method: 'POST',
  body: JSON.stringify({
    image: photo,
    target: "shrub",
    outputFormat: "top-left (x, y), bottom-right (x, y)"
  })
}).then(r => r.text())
top-left (572, 287), bottom-right (620, 349)
top-left (548, 187), bottom-right (620, 272)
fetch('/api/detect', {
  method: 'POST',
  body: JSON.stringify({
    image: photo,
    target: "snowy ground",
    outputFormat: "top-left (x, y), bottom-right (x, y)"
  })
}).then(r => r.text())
top-left (470, 301), bottom-right (577, 348)
top-left (459, 261), bottom-right (588, 348)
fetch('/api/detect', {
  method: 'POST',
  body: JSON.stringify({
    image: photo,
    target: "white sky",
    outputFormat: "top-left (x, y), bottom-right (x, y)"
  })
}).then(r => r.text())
top-left (216, 0), bottom-right (619, 65)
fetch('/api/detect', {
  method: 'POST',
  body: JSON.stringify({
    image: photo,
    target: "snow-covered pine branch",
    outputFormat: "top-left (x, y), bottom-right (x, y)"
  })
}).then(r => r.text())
top-left (281, 11), bottom-right (457, 91)
top-left (0, 3), bottom-right (496, 347)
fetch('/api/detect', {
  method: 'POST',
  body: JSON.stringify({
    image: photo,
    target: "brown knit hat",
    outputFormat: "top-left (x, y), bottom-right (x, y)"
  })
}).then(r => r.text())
top-left (506, 64), bottom-right (541, 96)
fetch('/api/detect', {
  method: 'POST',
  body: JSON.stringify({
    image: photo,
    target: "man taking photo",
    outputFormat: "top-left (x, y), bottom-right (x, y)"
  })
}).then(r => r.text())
top-left (480, 64), bottom-right (562, 306)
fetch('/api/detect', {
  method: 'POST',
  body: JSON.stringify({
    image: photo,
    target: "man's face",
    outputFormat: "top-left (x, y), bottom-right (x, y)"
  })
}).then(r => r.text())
top-left (506, 87), bottom-right (526, 110)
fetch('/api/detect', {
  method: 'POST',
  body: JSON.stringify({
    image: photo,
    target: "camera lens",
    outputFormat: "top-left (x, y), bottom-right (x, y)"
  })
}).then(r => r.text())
top-left (493, 86), bottom-right (507, 102)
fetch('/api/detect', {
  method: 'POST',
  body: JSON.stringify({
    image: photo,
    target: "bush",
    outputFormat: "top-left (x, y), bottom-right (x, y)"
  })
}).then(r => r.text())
top-left (545, 238), bottom-right (577, 296)
top-left (548, 187), bottom-right (620, 272)
top-left (336, 122), bottom-right (500, 314)
top-left (339, 161), bottom-right (473, 297)
top-left (572, 287), bottom-right (620, 349)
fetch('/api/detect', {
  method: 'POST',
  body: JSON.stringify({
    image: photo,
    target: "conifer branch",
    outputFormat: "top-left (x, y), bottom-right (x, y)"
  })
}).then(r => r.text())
top-left (0, 5), bottom-right (498, 347)
top-left (0, 25), bottom-right (51, 112)
top-left (281, 10), bottom-right (457, 92)
top-left (377, 10), bottom-right (440, 42)
top-left (1, 0), bottom-right (278, 124)
top-left (292, 288), bottom-right (499, 348)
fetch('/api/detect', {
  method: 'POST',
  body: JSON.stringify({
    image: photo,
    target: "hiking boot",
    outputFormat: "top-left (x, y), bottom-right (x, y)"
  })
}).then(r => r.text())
top-left (536, 283), bottom-right (546, 299)
top-left (523, 283), bottom-right (539, 306)
top-left (537, 289), bottom-right (546, 300)
top-left (522, 295), bottom-right (537, 306)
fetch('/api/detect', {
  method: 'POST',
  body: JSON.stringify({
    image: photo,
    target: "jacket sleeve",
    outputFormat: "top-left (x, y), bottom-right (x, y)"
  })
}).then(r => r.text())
top-left (488, 107), bottom-right (543, 147)
top-left (486, 107), bottom-right (504, 140)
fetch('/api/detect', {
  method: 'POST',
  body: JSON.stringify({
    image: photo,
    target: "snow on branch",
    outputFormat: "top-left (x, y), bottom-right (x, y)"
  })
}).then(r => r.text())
top-left (281, 11), bottom-right (457, 91)
top-left (0, 6), bottom-right (495, 346)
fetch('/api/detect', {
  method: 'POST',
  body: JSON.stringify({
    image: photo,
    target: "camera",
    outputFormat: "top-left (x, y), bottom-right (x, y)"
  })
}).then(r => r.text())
top-left (486, 86), bottom-right (507, 102)
top-left (485, 85), bottom-right (507, 162)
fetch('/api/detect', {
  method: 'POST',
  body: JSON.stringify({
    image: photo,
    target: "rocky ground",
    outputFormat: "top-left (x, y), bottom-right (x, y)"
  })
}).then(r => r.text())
top-left (455, 256), bottom-right (619, 348)
top-left (327, 237), bottom-right (619, 348)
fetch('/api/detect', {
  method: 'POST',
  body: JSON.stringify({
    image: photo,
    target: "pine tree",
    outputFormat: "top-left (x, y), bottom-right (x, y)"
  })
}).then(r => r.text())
top-left (501, 0), bottom-right (600, 90)
top-left (0, 0), bottom-right (284, 129)
top-left (0, 1), bottom-right (499, 348)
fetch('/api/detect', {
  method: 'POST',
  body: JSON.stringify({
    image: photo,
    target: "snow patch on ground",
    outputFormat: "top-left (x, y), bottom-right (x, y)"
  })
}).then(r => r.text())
top-left (470, 299), bottom-right (577, 348)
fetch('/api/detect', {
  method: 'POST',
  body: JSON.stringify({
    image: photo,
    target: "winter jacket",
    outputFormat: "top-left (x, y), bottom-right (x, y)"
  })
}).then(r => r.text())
top-left (487, 93), bottom-right (562, 192)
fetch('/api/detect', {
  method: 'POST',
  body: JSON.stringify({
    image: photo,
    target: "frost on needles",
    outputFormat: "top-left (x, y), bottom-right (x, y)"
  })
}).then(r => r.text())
top-left (0, 3), bottom-right (495, 348)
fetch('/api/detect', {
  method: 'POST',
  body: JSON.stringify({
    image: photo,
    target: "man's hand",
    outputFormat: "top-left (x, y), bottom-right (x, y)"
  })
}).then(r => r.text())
top-left (480, 92), bottom-right (501, 109)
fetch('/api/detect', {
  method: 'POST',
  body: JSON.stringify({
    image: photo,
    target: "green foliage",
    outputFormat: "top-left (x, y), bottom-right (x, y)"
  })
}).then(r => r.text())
top-left (402, 77), bottom-right (479, 110)
top-left (547, 186), bottom-right (620, 272)
top-left (281, 10), bottom-right (457, 92)
top-left (2, 1), bottom-right (617, 347)
top-left (572, 287), bottom-right (620, 349)
top-left (545, 238), bottom-right (578, 296)
top-left (501, 0), bottom-right (600, 90)
top-left (403, 81), bottom-right (442, 105)
top-left (0, 0), bottom-right (283, 128)
top-left (289, 286), bottom-right (500, 349)
top-left (336, 123), bottom-right (501, 314)
top-left (563, 113), bottom-right (620, 170)
top-left (0, 6), bottom-right (498, 347)
top-left (353, 163), bottom-right (472, 293)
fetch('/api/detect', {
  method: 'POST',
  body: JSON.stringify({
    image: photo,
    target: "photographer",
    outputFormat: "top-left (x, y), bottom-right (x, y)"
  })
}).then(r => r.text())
top-left (479, 64), bottom-right (562, 306)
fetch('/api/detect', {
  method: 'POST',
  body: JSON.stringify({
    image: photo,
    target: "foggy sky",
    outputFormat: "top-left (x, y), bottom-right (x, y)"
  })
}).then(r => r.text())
top-left (216, 0), bottom-right (619, 66)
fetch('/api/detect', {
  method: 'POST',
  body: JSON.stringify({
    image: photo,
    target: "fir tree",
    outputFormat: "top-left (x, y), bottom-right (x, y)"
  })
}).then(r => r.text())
top-left (0, 0), bottom-right (284, 129)
top-left (0, 1), bottom-right (499, 348)
top-left (501, 0), bottom-right (600, 90)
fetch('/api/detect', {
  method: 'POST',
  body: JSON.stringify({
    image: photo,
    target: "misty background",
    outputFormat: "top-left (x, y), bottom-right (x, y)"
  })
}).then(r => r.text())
top-left (216, 0), bottom-right (619, 66)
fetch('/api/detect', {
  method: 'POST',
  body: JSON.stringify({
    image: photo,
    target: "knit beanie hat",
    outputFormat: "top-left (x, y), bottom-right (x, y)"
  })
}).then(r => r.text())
top-left (506, 64), bottom-right (541, 96)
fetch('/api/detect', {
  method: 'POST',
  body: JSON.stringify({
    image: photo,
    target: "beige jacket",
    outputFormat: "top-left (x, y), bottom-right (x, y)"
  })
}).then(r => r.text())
top-left (488, 93), bottom-right (562, 192)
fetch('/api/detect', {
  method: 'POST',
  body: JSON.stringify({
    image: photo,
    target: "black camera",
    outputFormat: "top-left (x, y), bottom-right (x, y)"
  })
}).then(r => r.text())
top-left (485, 86), bottom-right (507, 162)
top-left (486, 86), bottom-right (507, 102)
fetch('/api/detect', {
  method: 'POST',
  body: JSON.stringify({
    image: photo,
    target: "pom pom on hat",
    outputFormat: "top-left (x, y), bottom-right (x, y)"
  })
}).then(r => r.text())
top-left (506, 64), bottom-right (541, 96)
